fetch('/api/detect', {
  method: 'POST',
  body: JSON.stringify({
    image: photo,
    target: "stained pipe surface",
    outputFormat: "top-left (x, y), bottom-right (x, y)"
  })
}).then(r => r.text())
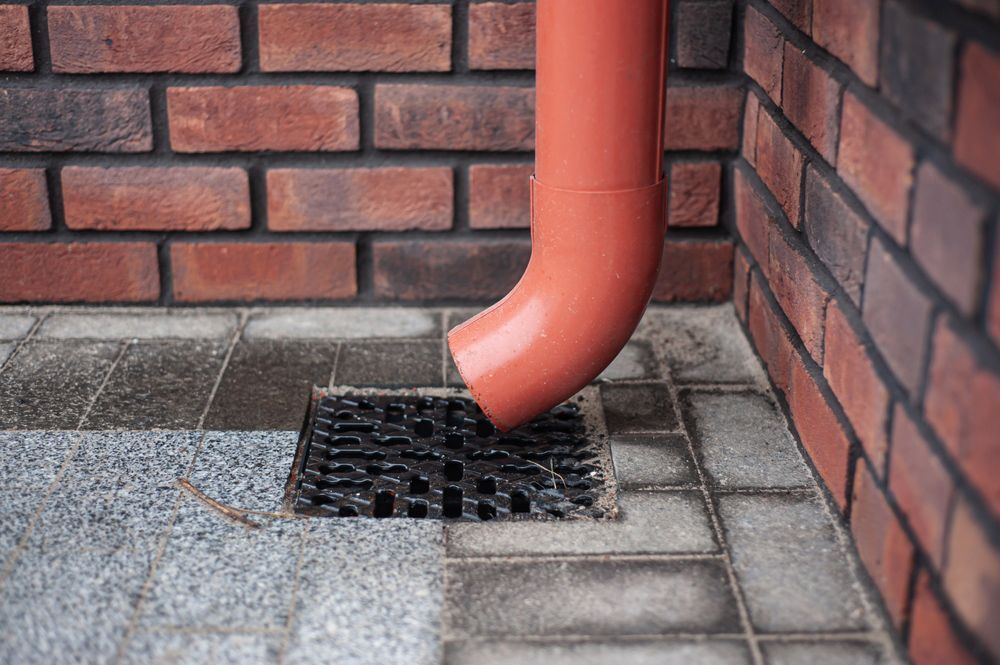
top-left (448, 0), bottom-right (670, 431)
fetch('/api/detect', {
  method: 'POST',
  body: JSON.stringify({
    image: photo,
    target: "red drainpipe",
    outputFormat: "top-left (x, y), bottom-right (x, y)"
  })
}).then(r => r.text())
top-left (448, 0), bottom-right (671, 431)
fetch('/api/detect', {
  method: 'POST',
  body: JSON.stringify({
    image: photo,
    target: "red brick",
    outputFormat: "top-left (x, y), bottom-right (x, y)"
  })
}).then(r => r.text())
top-left (768, 228), bottom-right (830, 363)
top-left (374, 84), bottom-right (534, 151)
top-left (824, 301), bottom-right (890, 471)
top-left (0, 242), bottom-right (158, 303)
top-left (668, 161), bottom-right (721, 228)
top-left (889, 405), bottom-right (953, 569)
top-left (0, 168), bottom-right (50, 231)
top-left (651, 239), bottom-right (733, 302)
top-left (664, 84), bottom-right (743, 151)
top-left (259, 3), bottom-right (451, 73)
top-left (990, 232), bottom-right (1000, 347)
top-left (954, 42), bottom-right (1000, 189)
top-left (772, 0), bottom-right (812, 34)
top-left (167, 86), bottom-right (359, 153)
top-left (851, 464), bottom-right (915, 629)
top-left (0, 4), bottom-right (32, 71)
top-left (743, 93), bottom-right (760, 165)
top-left (812, 0), bottom-right (880, 86)
top-left (171, 242), bottom-right (356, 302)
top-left (943, 498), bottom-right (1000, 661)
top-left (789, 353), bottom-right (851, 509)
top-left (62, 167), bottom-right (249, 232)
top-left (373, 240), bottom-right (530, 300)
top-left (0, 88), bottom-right (151, 153)
top-left (469, 164), bottom-right (531, 229)
top-left (733, 248), bottom-right (750, 322)
top-left (675, 0), bottom-right (732, 70)
top-left (862, 238), bottom-right (933, 395)
top-left (782, 42), bottom-right (841, 164)
top-left (744, 6), bottom-right (783, 103)
top-left (468, 2), bottom-right (534, 70)
top-left (48, 5), bottom-right (240, 74)
top-left (756, 109), bottom-right (804, 226)
top-left (909, 570), bottom-right (979, 665)
top-left (734, 168), bottom-right (770, 268)
top-left (267, 167), bottom-right (453, 232)
top-left (837, 93), bottom-right (914, 244)
top-left (910, 162), bottom-right (988, 316)
top-left (924, 318), bottom-right (1000, 514)
top-left (749, 273), bottom-right (795, 395)
top-left (803, 166), bottom-right (868, 304)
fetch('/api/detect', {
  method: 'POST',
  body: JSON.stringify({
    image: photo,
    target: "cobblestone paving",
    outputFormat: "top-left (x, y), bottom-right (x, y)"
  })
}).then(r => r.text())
top-left (0, 306), bottom-right (904, 664)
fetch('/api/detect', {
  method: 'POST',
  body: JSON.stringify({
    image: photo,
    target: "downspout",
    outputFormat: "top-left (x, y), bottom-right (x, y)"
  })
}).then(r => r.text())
top-left (448, 0), bottom-right (671, 431)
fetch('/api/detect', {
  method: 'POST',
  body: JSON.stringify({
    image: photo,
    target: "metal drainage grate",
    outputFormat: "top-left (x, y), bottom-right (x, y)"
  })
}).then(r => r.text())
top-left (290, 389), bottom-right (611, 521)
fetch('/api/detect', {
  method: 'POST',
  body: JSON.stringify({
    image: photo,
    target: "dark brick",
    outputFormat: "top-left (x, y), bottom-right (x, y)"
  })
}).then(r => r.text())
top-left (909, 570), bottom-right (979, 665)
top-left (600, 383), bottom-right (677, 434)
top-left (668, 161), bottom-right (721, 228)
top-left (0, 168), bottom-right (50, 231)
top-left (756, 109), bottom-right (804, 227)
top-left (675, 0), bottom-right (733, 69)
top-left (468, 164), bottom-right (531, 229)
top-left (803, 166), bottom-right (868, 304)
top-left (744, 6), bottom-right (783, 103)
top-left (812, 0), bottom-right (880, 86)
top-left (0, 4), bottom-right (32, 71)
top-left (468, 2), bottom-right (534, 70)
top-left (768, 228), bottom-right (830, 364)
top-left (652, 238), bottom-right (733, 302)
top-left (734, 168), bottom-right (770, 268)
top-left (664, 84), bottom-right (743, 151)
top-left (749, 273), bottom-right (795, 395)
top-left (772, 0), bottom-right (812, 34)
top-left (782, 42), bottom-right (841, 164)
top-left (954, 42), bottom-right (1000, 189)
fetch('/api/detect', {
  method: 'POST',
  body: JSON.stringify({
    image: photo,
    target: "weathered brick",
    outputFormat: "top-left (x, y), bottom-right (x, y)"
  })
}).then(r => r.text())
top-left (838, 93), bottom-right (914, 244)
top-left (744, 5), bottom-right (783, 103)
top-left (651, 238), bottom-right (733, 302)
top-left (743, 93), bottom-right (760, 165)
top-left (812, 0), bottom-right (879, 86)
top-left (909, 570), bottom-right (979, 665)
top-left (374, 84), bottom-right (534, 151)
top-left (675, 0), bottom-right (732, 69)
top-left (910, 162), bottom-right (987, 316)
top-left (749, 274), bottom-right (794, 394)
top-left (824, 301), bottom-right (890, 470)
top-left (468, 164), bottom-right (531, 229)
top-left (862, 238), bottom-right (933, 395)
top-left (0, 168), bottom-right (50, 231)
top-left (62, 167), bottom-right (250, 232)
top-left (889, 405), bottom-right (953, 569)
top-left (733, 248), bottom-right (750, 322)
top-left (267, 167), bottom-right (453, 232)
top-left (373, 240), bottom-right (530, 300)
top-left (756, 109), bottom-right (804, 226)
top-left (468, 2), bottom-right (534, 70)
top-left (259, 3), bottom-right (451, 73)
top-left (167, 86), bottom-right (359, 153)
top-left (668, 161), bottom-right (721, 228)
top-left (734, 168), bottom-right (770, 268)
top-left (0, 242), bottom-right (158, 302)
top-left (880, 1), bottom-right (955, 141)
top-left (664, 84), bottom-right (743, 151)
top-left (0, 4), bottom-right (32, 71)
top-left (954, 42), bottom-right (1000, 189)
top-left (957, 0), bottom-right (1000, 18)
top-left (924, 318), bottom-right (1000, 514)
top-left (48, 5), bottom-right (241, 73)
top-left (0, 88), bottom-right (151, 153)
top-left (772, 0), bottom-right (812, 34)
top-left (803, 166), bottom-right (868, 304)
top-left (782, 42), bottom-right (841, 164)
top-left (851, 463), bottom-right (915, 629)
top-left (768, 228), bottom-right (830, 364)
top-left (171, 242), bottom-right (356, 302)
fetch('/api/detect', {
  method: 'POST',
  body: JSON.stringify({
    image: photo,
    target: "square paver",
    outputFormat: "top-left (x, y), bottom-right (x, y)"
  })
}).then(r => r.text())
top-left (336, 340), bottom-right (442, 387)
top-left (600, 382), bottom-right (678, 433)
top-left (38, 310), bottom-right (237, 340)
top-left (121, 630), bottom-right (284, 665)
top-left (0, 313), bottom-right (36, 340)
top-left (0, 342), bottom-right (15, 365)
top-left (245, 307), bottom-right (439, 340)
top-left (189, 430), bottom-right (298, 513)
top-left (610, 433), bottom-right (699, 488)
top-left (761, 641), bottom-right (890, 665)
top-left (597, 340), bottom-right (658, 381)
top-left (444, 639), bottom-right (753, 665)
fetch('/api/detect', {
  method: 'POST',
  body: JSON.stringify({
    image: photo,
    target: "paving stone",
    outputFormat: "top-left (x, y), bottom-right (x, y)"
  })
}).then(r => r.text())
top-left (83, 340), bottom-right (228, 429)
top-left (0, 313), bottom-right (35, 340)
top-left (445, 639), bottom-right (753, 665)
top-left (0, 340), bottom-right (120, 429)
top-left (0, 342), bottom-right (13, 365)
top-left (611, 434), bottom-right (699, 488)
top-left (761, 641), bottom-right (891, 665)
top-left (684, 392), bottom-right (812, 489)
top-left (0, 430), bottom-right (76, 489)
top-left (245, 307), bottom-right (439, 340)
top-left (285, 519), bottom-right (444, 665)
top-left (203, 340), bottom-right (336, 430)
top-left (336, 339), bottom-right (442, 387)
top-left (39, 310), bottom-right (238, 340)
top-left (0, 487), bottom-right (40, 565)
top-left (601, 382), bottom-right (678, 433)
top-left (121, 630), bottom-right (283, 665)
top-left (445, 558), bottom-right (739, 638)
top-left (188, 431), bottom-right (298, 513)
top-left (446, 491), bottom-right (716, 557)
top-left (717, 493), bottom-right (869, 632)
top-left (597, 340), bottom-right (657, 381)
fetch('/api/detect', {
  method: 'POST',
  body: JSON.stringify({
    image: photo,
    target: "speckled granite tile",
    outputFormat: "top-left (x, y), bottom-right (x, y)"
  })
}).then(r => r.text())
top-left (121, 630), bottom-right (283, 665)
top-left (188, 431), bottom-right (298, 513)
top-left (0, 430), bottom-right (76, 488)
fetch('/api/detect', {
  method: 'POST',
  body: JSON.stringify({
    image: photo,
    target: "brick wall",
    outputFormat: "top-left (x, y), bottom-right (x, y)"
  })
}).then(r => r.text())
top-left (731, 0), bottom-right (1000, 662)
top-left (0, 0), bottom-right (739, 304)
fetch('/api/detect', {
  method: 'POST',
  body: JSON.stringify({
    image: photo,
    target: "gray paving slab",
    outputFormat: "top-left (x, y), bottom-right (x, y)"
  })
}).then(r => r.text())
top-left (717, 492), bottom-right (869, 632)
top-left (285, 519), bottom-right (444, 665)
top-left (597, 340), bottom-right (657, 381)
top-left (0, 487), bottom-right (40, 564)
top-left (446, 491), bottom-right (716, 557)
top-left (445, 308), bottom-right (481, 331)
top-left (203, 340), bottom-right (336, 430)
top-left (445, 558), bottom-right (739, 639)
top-left (0, 313), bottom-right (36, 340)
top-left (121, 630), bottom-right (283, 665)
top-left (0, 340), bottom-right (120, 429)
top-left (684, 391), bottom-right (812, 489)
top-left (245, 307), bottom-right (439, 340)
top-left (0, 342), bottom-right (14, 365)
top-left (336, 339), bottom-right (443, 387)
top-left (38, 311), bottom-right (238, 340)
top-left (0, 430), bottom-right (76, 488)
top-left (188, 430), bottom-right (298, 513)
top-left (445, 639), bottom-right (754, 665)
top-left (611, 434), bottom-right (699, 488)
top-left (761, 640), bottom-right (891, 665)
top-left (446, 352), bottom-right (464, 386)
top-left (601, 382), bottom-right (678, 433)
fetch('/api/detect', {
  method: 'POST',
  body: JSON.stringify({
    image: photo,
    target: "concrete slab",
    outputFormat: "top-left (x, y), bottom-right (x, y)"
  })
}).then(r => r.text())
top-left (597, 340), bottom-right (657, 381)
top-left (0, 342), bottom-right (14, 365)
top-left (38, 311), bottom-right (237, 340)
top-left (188, 431), bottom-right (298, 513)
top-left (0, 313), bottom-right (36, 340)
top-left (121, 630), bottom-right (284, 665)
top-left (445, 639), bottom-right (753, 665)
top-left (761, 641), bottom-right (892, 665)
top-left (336, 340), bottom-right (443, 387)
top-left (610, 434), bottom-right (699, 488)
top-left (600, 382), bottom-right (678, 433)
top-left (245, 308), bottom-right (439, 340)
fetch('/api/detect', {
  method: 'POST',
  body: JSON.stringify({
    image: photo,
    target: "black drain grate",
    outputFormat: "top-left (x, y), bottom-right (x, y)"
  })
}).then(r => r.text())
top-left (291, 390), bottom-right (609, 520)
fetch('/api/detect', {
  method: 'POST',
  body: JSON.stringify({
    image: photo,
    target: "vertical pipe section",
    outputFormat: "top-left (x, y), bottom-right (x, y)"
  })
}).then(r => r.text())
top-left (448, 0), bottom-right (670, 431)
